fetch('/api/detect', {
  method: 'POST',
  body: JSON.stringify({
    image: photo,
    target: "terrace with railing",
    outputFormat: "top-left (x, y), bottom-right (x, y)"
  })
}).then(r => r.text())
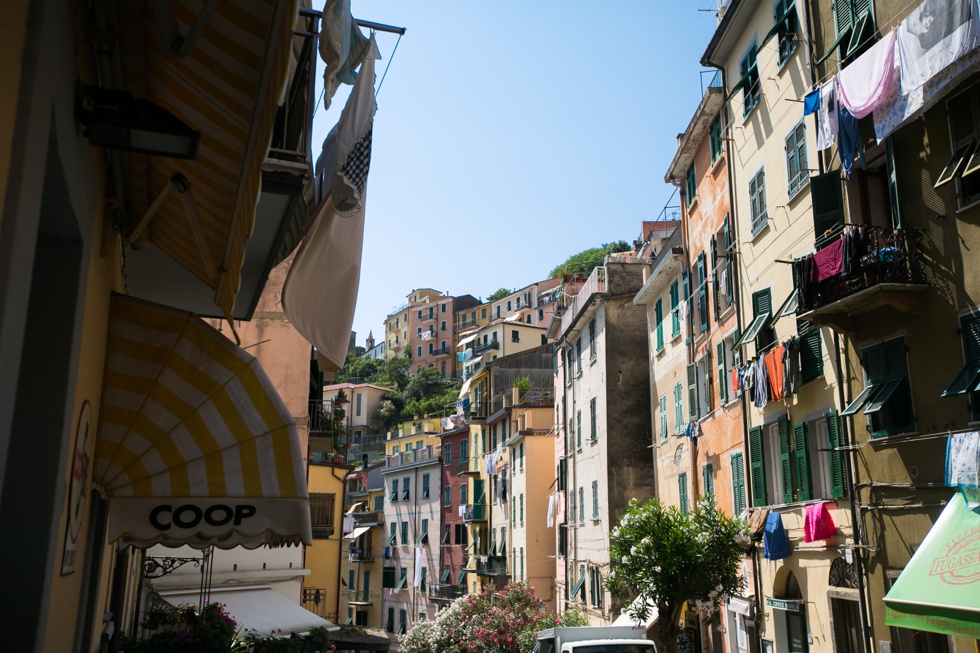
top-left (385, 444), bottom-right (441, 470)
top-left (555, 266), bottom-right (606, 340)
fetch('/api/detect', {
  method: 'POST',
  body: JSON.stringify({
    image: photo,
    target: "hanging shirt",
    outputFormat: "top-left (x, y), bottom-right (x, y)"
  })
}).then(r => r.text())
top-left (837, 30), bottom-right (898, 118)
top-left (946, 431), bottom-right (980, 487)
top-left (815, 82), bottom-right (839, 151)
top-left (804, 502), bottom-right (837, 542)
top-left (754, 358), bottom-right (769, 409)
top-left (765, 346), bottom-right (785, 401)
top-left (811, 238), bottom-right (845, 282)
top-left (838, 106), bottom-right (865, 179)
top-left (763, 512), bottom-right (791, 560)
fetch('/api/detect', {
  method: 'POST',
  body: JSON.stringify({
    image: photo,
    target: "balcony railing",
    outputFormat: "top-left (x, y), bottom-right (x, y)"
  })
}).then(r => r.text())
top-left (267, 10), bottom-right (318, 166)
top-left (477, 558), bottom-right (508, 577)
top-left (455, 456), bottom-right (481, 476)
top-left (345, 589), bottom-right (378, 605)
top-left (429, 584), bottom-right (466, 601)
top-left (463, 503), bottom-right (487, 523)
top-left (557, 266), bottom-right (607, 340)
top-left (796, 227), bottom-right (927, 329)
top-left (473, 339), bottom-right (500, 355)
top-left (385, 444), bottom-right (441, 469)
top-left (353, 511), bottom-right (384, 527)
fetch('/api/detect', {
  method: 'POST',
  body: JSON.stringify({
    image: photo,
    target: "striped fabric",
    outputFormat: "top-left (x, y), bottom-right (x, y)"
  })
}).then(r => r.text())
top-left (117, 0), bottom-right (299, 323)
top-left (96, 293), bottom-right (310, 548)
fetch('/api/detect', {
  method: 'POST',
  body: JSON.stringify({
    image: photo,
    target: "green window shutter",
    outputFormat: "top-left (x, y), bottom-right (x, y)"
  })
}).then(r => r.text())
top-left (660, 395), bottom-right (668, 440)
top-left (687, 164), bottom-right (697, 201)
top-left (732, 452), bottom-right (746, 514)
top-left (687, 363), bottom-right (700, 421)
top-left (863, 343), bottom-right (886, 384)
top-left (711, 238), bottom-right (720, 321)
top-left (678, 472), bottom-right (689, 514)
top-left (675, 383), bottom-right (684, 433)
top-left (883, 337), bottom-right (908, 378)
top-left (717, 341), bottom-right (729, 405)
top-left (682, 268), bottom-right (692, 342)
top-left (590, 397), bottom-right (597, 440)
top-left (752, 288), bottom-right (772, 318)
top-left (723, 215), bottom-right (734, 303)
top-left (559, 458), bottom-right (566, 490)
top-left (778, 416), bottom-right (794, 504)
top-left (702, 463), bottom-right (714, 496)
top-left (826, 411), bottom-right (846, 499)
top-left (671, 281), bottom-right (681, 336)
top-left (698, 254), bottom-right (708, 332)
top-left (800, 323), bottom-right (824, 382)
top-left (749, 426), bottom-right (767, 506)
top-left (655, 299), bottom-right (664, 350)
top-left (793, 421), bottom-right (812, 501)
top-left (811, 172), bottom-right (844, 242)
top-left (705, 349), bottom-right (714, 412)
top-left (576, 410), bottom-right (582, 448)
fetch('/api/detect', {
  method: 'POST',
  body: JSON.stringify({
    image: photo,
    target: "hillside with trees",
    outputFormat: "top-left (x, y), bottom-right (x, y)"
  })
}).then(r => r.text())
top-left (547, 240), bottom-right (632, 278)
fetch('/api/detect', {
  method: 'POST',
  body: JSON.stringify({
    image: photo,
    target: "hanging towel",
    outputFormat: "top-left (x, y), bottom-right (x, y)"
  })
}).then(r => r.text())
top-left (414, 547), bottom-right (423, 587)
top-left (754, 358), bottom-right (769, 409)
top-left (804, 502), bottom-right (837, 542)
top-left (747, 507), bottom-right (770, 538)
top-left (897, 0), bottom-right (978, 95)
top-left (811, 238), bottom-right (845, 282)
top-left (783, 338), bottom-right (801, 397)
top-left (763, 512), bottom-right (791, 560)
top-left (837, 31), bottom-right (899, 118)
top-left (946, 431), bottom-right (980, 487)
top-left (765, 346), bottom-right (785, 401)
top-left (837, 106), bottom-right (865, 179)
top-left (732, 367), bottom-right (740, 394)
top-left (803, 89), bottom-right (820, 116)
top-left (815, 82), bottom-right (839, 151)
top-left (547, 494), bottom-right (556, 528)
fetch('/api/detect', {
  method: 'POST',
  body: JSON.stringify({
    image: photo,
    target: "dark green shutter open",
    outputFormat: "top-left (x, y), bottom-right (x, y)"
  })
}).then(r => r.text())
top-left (732, 452), bottom-right (746, 514)
top-left (826, 411), bottom-right (846, 498)
top-left (811, 172), bottom-right (844, 243)
top-left (711, 237), bottom-right (720, 320)
top-left (800, 323), bottom-right (824, 382)
top-left (656, 299), bottom-right (664, 350)
top-left (717, 341), bottom-right (728, 405)
top-left (723, 216), bottom-right (734, 304)
top-left (778, 416), bottom-right (793, 504)
top-left (705, 349), bottom-right (714, 412)
top-left (793, 421), bottom-right (812, 501)
top-left (683, 267), bottom-right (692, 342)
top-left (749, 426), bottom-right (767, 507)
top-left (688, 363), bottom-right (700, 421)
top-left (698, 254), bottom-right (708, 333)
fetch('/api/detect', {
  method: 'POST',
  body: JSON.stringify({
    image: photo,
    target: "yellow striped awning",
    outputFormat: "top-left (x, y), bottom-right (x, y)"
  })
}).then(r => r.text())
top-left (96, 293), bottom-right (311, 549)
top-left (117, 0), bottom-right (299, 323)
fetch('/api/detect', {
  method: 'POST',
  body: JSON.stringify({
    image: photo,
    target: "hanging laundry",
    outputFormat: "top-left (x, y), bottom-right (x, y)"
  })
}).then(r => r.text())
top-left (946, 431), bottom-right (980, 487)
top-left (783, 338), bottom-right (801, 397)
top-left (732, 367), bottom-right (740, 394)
top-left (763, 511), bottom-right (791, 560)
top-left (765, 345), bottom-right (785, 401)
top-left (804, 502), bottom-right (837, 542)
top-left (753, 358), bottom-right (769, 409)
top-left (815, 82), bottom-right (839, 151)
top-left (384, 546), bottom-right (392, 559)
top-left (837, 31), bottom-right (898, 118)
top-left (811, 238), bottom-right (845, 283)
top-left (747, 507), bottom-right (769, 538)
top-left (803, 89), bottom-right (820, 116)
top-left (837, 106), bottom-right (865, 180)
top-left (414, 547), bottom-right (423, 587)
top-left (897, 0), bottom-right (978, 95)
top-left (679, 300), bottom-right (689, 320)
top-left (546, 494), bottom-right (556, 528)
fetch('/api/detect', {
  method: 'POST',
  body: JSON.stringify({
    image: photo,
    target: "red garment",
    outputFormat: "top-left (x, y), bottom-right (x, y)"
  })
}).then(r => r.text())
top-left (810, 238), bottom-right (844, 282)
top-left (804, 502), bottom-right (837, 542)
top-left (765, 346), bottom-right (785, 401)
top-left (732, 367), bottom-right (739, 393)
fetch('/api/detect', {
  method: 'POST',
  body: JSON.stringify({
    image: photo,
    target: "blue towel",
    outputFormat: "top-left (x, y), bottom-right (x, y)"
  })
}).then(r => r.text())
top-left (837, 107), bottom-right (865, 180)
top-left (764, 512), bottom-right (791, 560)
top-left (803, 90), bottom-right (820, 116)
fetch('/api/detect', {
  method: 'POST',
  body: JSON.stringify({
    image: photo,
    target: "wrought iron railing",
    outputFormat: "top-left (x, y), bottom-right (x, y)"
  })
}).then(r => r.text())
top-left (463, 503), bottom-right (487, 522)
top-left (557, 266), bottom-right (607, 340)
top-left (429, 584), bottom-right (466, 601)
top-left (473, 339), bottom-right (500, 355)
top-left (268, 10), bottom-right (318, 165)
top-left (385, 445), bottom-right (441, 469)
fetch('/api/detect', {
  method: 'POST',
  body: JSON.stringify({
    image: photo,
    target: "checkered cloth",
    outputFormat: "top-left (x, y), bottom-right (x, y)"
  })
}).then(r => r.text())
top-left (338, 127), bottom-right (372, 201)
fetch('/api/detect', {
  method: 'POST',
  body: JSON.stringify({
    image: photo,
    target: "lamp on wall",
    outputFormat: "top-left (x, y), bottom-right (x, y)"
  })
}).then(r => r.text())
top-left (77, 85), bottom-right (200, 159)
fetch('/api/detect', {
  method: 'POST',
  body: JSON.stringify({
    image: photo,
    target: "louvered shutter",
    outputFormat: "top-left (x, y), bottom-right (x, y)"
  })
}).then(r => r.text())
top-left (682, 267), bottom-right (692, 342)
top-left (793, 421), bottom-right (812, 501)
top-left (705, 349), bottom-right (714, 412)
top-left (883, 338), bottom-right (908, 379)
top-left (963, 314), bottom-right (980, 361)
top-left (702, 463), bottom-right (715, 496)
top-left (655, 299), bottom-right (664, 350)
top-left (732, 453), bottom-right (746, 514)
top-left (688, 363), bottom-right (700, 421)
top-left (749, 426), bottom-right (767, 506)
top-left (834, 0), bottom-right (852, 36)
top-left (826, 411), bottom-right (845, 498)
top-left (718, 340), bottom-right (729, 405)
top-left (756, 171), bottom-right (767, 216)
top-left (800, 324), bottom-right (824, 382)
top-left (711, 238), bottom-right (720, 320)
top-left (863, 343), bottom-right (885, 384)
top-left (811, 172), bottom-right (844, 242)
top-left (786, 129), bottom-right (800, 192)
top-left (723, 216), bottom-right (734, 303)
top-left (778, 416), bottom-right (793, 503)
top-left (794, 122), bottom-right (808, 194)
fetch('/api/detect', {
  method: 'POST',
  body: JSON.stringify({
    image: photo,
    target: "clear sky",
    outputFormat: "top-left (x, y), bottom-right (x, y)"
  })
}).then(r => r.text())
top-left (310, 2), bottom-right (724, 346)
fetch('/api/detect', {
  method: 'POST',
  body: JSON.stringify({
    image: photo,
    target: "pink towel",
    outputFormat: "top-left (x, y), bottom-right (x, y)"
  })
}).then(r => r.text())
top-left (804, 502), bottom-right (836, 542)
top-left (838, 30), bottom-right (898, 119)
top-left (811, 239), bottom-right (844, 283)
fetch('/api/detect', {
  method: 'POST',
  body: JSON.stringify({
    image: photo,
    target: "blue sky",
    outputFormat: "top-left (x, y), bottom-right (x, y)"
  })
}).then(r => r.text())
top-left (310, 2), bottom-right (723, 345)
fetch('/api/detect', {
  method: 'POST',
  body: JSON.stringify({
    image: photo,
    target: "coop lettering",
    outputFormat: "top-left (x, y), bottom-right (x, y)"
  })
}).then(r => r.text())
top-left (149, 504), bottom-right (257, 530)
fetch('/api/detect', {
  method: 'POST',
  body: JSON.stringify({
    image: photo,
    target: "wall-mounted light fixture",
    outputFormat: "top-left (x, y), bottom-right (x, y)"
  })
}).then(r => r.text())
top-left (77, 85), bottom-right (200, 159)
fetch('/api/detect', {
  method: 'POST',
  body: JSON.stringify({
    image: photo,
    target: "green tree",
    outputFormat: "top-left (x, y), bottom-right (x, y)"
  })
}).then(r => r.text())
top-left (336, 353), bottom-right (385, 384)
top-left (605, 498), bottom-right (750, 653)
top-left (486, 287), bottom-right (513, 302)
top-left (548, 240), bottom-right (633, 279)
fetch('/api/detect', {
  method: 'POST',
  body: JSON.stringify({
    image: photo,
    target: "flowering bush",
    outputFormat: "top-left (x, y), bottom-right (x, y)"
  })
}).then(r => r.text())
top-left (605, 497), bottom-right (748, 653)
top-left (119, 602), bottom-right (237, 653)
top-left (400, 582), bottom-right (573, 653)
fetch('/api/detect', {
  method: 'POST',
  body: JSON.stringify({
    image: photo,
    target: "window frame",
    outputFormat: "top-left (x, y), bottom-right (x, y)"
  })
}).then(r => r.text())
top-left (738, 40), bottom-right (761, 118)
top-left (749, 167), bottom-right (769, 237)
top-left (785, 119), bottom-right (809, 199)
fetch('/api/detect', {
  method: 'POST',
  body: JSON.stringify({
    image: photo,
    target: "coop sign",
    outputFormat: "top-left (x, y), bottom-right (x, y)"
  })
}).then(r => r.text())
top-left (149, 503), bottom-right (257, 530)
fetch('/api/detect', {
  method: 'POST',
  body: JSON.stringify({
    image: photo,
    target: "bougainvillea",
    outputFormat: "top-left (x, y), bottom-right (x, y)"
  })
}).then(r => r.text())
top-left (605, 498), bottom-right (749, 653)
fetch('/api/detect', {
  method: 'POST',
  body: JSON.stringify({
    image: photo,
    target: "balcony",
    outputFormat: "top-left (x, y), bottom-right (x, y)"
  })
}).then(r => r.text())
top-left (556, 266), bottom-right (607, 341)
top-left (456, 456), bottom-right (482, 476)
top-left (429, 584), bottom-right (466, 602)
top-left (796, 228), bottom-right (928, 333)
top-left (345, 589), bottom-right (378, 606)
top-left (353, 510), bottom-right (384, 527)
top-left (473, 339), bottom-right (500, 355)
top-left (308, 399), bottom-right (342, 454)
top-left (463, 503), bottom-right (487, 523)
top-left (477, 557), bottom-right (508, 577)
top-left (385, 444), bottom-right (441, 470)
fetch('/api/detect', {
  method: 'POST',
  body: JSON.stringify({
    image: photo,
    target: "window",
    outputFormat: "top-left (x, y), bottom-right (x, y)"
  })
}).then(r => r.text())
top-left (578, 487), bottom-right (585, 523)
top-left (655, 298), bottom-right (664, 351)
top-left (785, 120), bottom-right (809, 199)
top-left (575, 338), bottom-right (582, 373)
top-left (472, 310), bottom-right (477, 323)
top-left (731, 452), bottom-right (747, 515)
top-left (717, 337), bottom-right (734, 406)
top-left (390, 479), bottom-right (399, 502)
top-left (444, 443), bottom-right (452, 464)
top-left (678, 472), bottom-right (689, 514)
top-left (702, 463), bottom-right (715, 498)
top-left (309, 493), bottom-right (335, 538)
top-left (417, 346), bottom-right (422, 358)
top-left (519, 442), bottom-right (524, 469)
top-left (558, 525), bottom-right (567, 556)
top-left (461, 314), bottom-right (468, 327)
top-left (569, 488), bottom-right (576, 523)
top-left (383, 566), bottom-right (396, 588)
top-left (589, 318), bottom-right (597, 359)
top-left (374, 494), bottom-right (384, 511)
top-left (799, 321), bottom-right (824, 383)
top-left (695, 253), bottom-right (708, 334)
top-left (709, 115), bottom-right (724, 163)
top-left (512, 496), bottom-right (517, 526)
top-left (520, 493), bottom-right (524, 523)
top-left (417, 326), bottom-right (422, 335)
top-left (939, 86), bottom-right (980, 208)
top-left (674, 382), bottom-right (684, 434)
top-left (670, 280), bottom-right (681, 337)
top-left (740, 288), bottom-right (776, 351)
top-left (443, 524), bottom-right (451, 544)
top-left (481, 307), bottom-right (487, 319)
top-left (749, 168), bottom-right (768, 236)
top-left (422, 473), bottom-right (430, 499)
top-left (400, 521), bottom-right (408, 545)
top-left (659, 395), bottom-right (668, 441)
top-left (460, 483), bottom-right (467, 504)
top-left (507, 300), bottom-right (512, 312)
top-left (511, 329), bottom-right (520, 343)
top-left (816, 0), bottom-right (874, 64)
top-left (749, 413), bottom-right (846, 506)
top-left (387, 523), bottom-right (396, 545)
top-left (687, 353), bottom-right (714, 421)
top-left (570, 566), bottom-right (586, 603)
top-left (455, 523), bottom-right (467, 545)
top-left (398, 609), bottom-right (406, 635)
top-left (942, 313), bottom-right (980, 419)
top-left (417, 310), bottom-right (422, 320)
top-left (441, 320), bottom-right (446, 331)
top-left (441, 303), bottom-right (446, 313)
top-left (418, 519), bottom-right (429, 543)
top-left (428, 342), bottom-right (434, 354)
top-left (592, 479), bottom-right (599, 519)
top-left (355, 392), bottom-right (362, 416)
top-left (589, 566), bottom-right (604, 608)
top-left (459, 439), bottom-right (468, 461)
top-left (686, 164), bottom-right (697, 203)
top-left (737, 41), bottom-right (760, 117)
top-left (576, 409), bottom-right (582, 449)
top-left (589, 398), bottom-right (597, 441)
top-left (429, 307), bottom-right (434, 319)
top-left (401, 477), bottom-right (410, 501)
top-left (771, 0), bottom-right (800, 65)
top-left (844, 337), bottom-right (914, 437)
top-left (558, 458), bottom-right (567, 491)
